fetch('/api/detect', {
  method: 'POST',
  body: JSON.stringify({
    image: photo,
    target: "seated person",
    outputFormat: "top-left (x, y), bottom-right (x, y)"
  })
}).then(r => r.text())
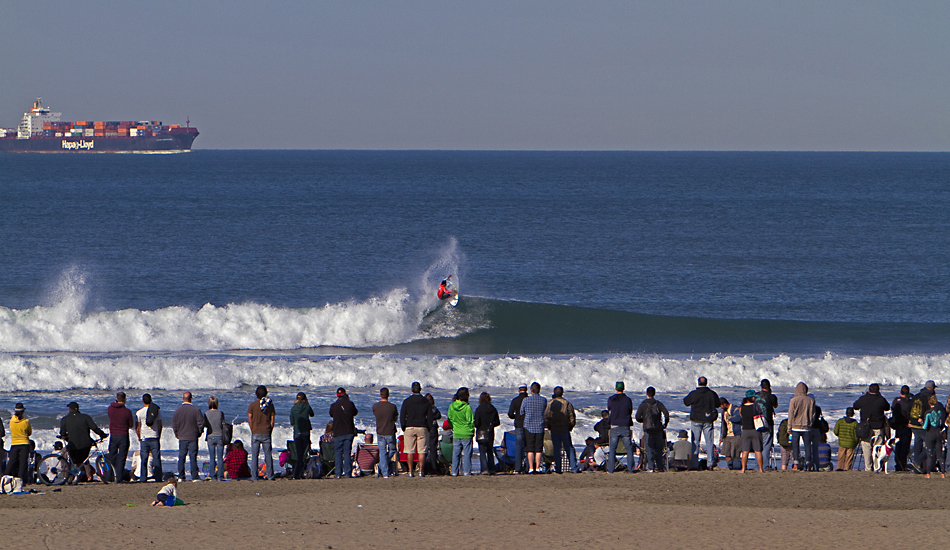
top-left (669, 430), bottom-right (694, 471)
top-left (578, 437), bottom-right (599, 471)
top-left (593, 410), bottom-right (610, 446)
top-left (319, 421), bottom-right (334, 444)
top-left (224, 440), bottom-right (252, 479)
top-left (493, 435), bottom-right (513, 472)
top-left (354, 433), bottom-right (380, 476)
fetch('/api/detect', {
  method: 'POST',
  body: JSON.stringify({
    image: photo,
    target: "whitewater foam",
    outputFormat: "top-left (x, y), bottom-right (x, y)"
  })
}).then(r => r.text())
top-left (2, 351), bottom-right (949, 392)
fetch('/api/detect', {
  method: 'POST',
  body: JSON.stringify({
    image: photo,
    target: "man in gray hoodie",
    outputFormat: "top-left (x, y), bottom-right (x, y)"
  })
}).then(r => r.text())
top-left (787, 382), bottom-right (816, 471)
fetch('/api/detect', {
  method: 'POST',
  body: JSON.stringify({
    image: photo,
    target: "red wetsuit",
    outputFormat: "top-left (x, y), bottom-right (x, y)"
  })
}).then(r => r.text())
top-left (438, 284), bottom-right (453, 300)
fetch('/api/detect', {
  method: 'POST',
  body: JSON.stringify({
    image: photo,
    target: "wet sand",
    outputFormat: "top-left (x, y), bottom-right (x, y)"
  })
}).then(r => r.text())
top-left (3, 470), bottom-right (949, 548)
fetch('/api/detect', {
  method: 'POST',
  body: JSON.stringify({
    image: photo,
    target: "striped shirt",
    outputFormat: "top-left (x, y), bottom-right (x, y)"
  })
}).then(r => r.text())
top-left (520, 393), bottom-right (548, 434)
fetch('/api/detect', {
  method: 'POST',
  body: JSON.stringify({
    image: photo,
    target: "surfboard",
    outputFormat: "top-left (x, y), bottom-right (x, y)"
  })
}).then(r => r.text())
top-left (445, 275), bottom-right (459, 307)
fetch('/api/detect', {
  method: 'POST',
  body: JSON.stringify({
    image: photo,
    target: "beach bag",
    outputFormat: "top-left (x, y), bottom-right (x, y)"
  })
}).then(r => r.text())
top-left (855, 420), bottom-right (872, 440)
top-left (753, 404), bottom-right (768, 432)
top-left (643, 401), bottom-right (663, 432)
top-left (476, 429), bottom-right (492, 444)
top-left (0, 475), bottom-right (23, 494)
top-left (223, 422), bottom-right (233, 445)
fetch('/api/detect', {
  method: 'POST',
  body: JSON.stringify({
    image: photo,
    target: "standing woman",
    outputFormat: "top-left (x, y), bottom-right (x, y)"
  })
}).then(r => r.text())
top-left (474, 392), bottom-right (500, 475)
top-left (425, 393), bottom-right (442, 474)
top-left (290, 392), bottom-right (315, 479)
top-left (448, 387), bottom-right (475, 476)
top-left (738, 391), bottom-right (765, 473)
top-left (204, 396), bottom-right (226, 481)
top-left (6, 403), bottom-right (32, 484)
top-left (922, 394), bottom-right (944, 478)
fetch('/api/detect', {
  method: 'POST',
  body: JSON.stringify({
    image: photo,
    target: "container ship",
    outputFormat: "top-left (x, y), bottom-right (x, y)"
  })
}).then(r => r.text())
top-left (0, 99), bottom-right (198, 153)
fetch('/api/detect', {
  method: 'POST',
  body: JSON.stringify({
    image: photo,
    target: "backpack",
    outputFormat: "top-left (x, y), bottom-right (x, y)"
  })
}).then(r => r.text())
top-left (304, 456), bottom-right (323, 479)
top-left (855, 419), bottom-right (872, 440)
top-left (643, 400), bottom-right (663, 431)
top-left (910, 398), bottom-right (925, 424)
top-left (777, 418), bottom-right (790, 447)
top-left (145, 403), bottom-right (160, 427)
top-left (223, 422), bottom-right (233, 445)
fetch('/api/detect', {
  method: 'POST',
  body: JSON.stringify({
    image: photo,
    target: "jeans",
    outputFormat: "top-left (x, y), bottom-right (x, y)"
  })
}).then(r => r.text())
top-left (643, 431), bottom-right (665, 472)
top-left (912, 428), bottom-right (925, 470)
top-left (208, 436), bottom-right (226, 481)
top-left (513, 427), bottom-right (525, 473)
top-left (691, 422), bottom-right (716, 469)
top-left (251, 433), bottom-right (274, 480)
top-left (140, 438), bottom-right (162, 482)
top-left (177, 439), bottom-right (199, 481)
top-left (608, 426), bottom-right (634, 473)
top-left (107, 434), bottom-right (130, 482)
top-left (452, 436), bottom-right (473, 476)
top-left (761, 427), bottom-right (774, 469)
top-left (478, 435), bottom-right (496, 474)
top-left (791, 430), bottom-right (813, 470)
top-left (333, 434), bottom-right (354, 478)
top-left (377, 435), bottom-right (396, 477)
top-left (550, 430), bottom-right (577, 473)
top-left (894, 426), bottom-right (912, 471)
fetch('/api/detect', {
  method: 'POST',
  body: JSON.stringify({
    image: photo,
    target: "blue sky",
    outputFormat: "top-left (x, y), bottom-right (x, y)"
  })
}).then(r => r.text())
top-left (1, 1), bottom-right (946, 150)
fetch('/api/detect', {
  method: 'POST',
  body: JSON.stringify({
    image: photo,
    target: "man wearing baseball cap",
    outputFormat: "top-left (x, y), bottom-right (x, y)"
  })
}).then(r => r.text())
top-left (329, 387), bottom-right (359, 478)
top-left (59, 401), bottom-right (107, 468)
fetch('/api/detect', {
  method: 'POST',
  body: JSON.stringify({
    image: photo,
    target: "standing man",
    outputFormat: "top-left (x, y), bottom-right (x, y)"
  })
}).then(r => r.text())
top-left (890, 385), bottom-right (913, 471)
top-left (852, 383), bottom-right (890, 472)
top-left (635, 386), bottom-right (670, 472)
top-left (519, 382), bottom-right (547, 474)
top-left (172, 391), bottom-right (205, 481)
top-left (756, 379), bottom-right (779, 469)
top-left (507, 384), bottom-right (529, 474)
top-left (59, 402), bottom-right (107, 470)
top-left (247, 385), bottom-right (276, 481)
top-left (329, 387), bottom-right (359, 478)
top-left (607, 381), bottom-right (635, 473)
top-left (544, 386), bottom-right (577, 474)
top-left (788, 382), bottom-right (816, 471)
top-left (106, 392), bottom-right (135, 482)
top-left (135, 393), bottom-right (162, 483)
top-left (373, 387), bottom-right (398, 478)
top-left (400, 382), bottom-right (430, 478)
top-left (683, 376), bottom-right (720, 470)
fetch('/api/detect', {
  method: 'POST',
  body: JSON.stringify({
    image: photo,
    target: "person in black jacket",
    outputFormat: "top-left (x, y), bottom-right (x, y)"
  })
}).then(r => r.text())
top-left (474, 392), bottom-right (500, 475)
top-left (910, 381), bottom-right (937, 472)
top-left (890, 385), bottom-right (913, 471)
top-left (635, 387), bottom-right (670, 472)
top-left (507, 384), bottom-right (528, 474)
top-left (756, 379), bottom-right (780, 469)
top-left (59, 402), bottom-right (107, 468)
top-left (400, 382), bottom-right (432, 477)
top-left (852, 383), bottom-right (890, 471)
top-left (593, 410), bottom-right (610, 446)
top-left (329, 388), bottom-right (358, 479)
top-left (425, 393), bottom-right (442, 474)
top-left (683, 376), bottom-right (720, 470)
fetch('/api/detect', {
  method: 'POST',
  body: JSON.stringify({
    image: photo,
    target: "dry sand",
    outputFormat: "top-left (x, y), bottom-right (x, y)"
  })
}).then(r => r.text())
top-left (3, 470), bottom-right (949, 549)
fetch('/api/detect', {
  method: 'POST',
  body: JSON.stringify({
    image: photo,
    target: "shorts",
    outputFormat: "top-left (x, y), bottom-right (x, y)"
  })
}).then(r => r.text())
top-left (740, 430), bottom-right (763, 453)
top-left (403, 427), bottom-right (428, 455)
top-left (524, 430), bottom-right (544, 453)
top-left (720, 435), bottom-right (738, 457)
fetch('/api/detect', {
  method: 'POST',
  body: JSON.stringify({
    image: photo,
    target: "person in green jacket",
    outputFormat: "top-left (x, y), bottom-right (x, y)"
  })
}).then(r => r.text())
top-left (833, 407), bottom-right (859, 471)
top-left (290, 392), bottom-right (315, 479)
top-left (447, 387), bottom-right (475, 476)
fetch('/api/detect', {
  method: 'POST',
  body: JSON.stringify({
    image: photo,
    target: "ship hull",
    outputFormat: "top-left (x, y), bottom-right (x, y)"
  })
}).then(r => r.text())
top-left (0, 131), bottom-right (198, 153)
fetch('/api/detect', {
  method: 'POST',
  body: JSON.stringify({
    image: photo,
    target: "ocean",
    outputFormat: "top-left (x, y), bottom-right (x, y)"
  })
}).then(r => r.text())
top-left (1, 150), bottom-right (949, 460)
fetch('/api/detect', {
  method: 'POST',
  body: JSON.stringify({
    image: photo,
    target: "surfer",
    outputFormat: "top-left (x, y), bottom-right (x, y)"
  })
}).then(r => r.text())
top-left (437, 276), bottom-right (457, 301)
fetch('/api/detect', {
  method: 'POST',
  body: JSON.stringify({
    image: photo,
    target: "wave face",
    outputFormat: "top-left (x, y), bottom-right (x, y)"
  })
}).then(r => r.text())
top-left (2, 291), bottom-right (949, 355)
top-left (2, 352), bottom-right (950, 393)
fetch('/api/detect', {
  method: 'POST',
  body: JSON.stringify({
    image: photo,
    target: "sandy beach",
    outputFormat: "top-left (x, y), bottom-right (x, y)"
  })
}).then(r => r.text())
top-left (3, 470), bottom-right (949, 549)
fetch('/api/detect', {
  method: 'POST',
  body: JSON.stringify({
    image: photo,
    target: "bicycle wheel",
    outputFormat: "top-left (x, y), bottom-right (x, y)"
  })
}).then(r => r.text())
top-left (37, 454), bottom-right (70, 486)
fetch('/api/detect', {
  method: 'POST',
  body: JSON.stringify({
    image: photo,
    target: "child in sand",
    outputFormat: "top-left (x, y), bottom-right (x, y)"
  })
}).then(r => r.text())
top-left (151, 475), bottom-right (178, 506)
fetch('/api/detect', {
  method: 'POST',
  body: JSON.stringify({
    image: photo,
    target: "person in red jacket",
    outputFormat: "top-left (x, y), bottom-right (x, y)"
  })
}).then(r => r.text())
top-left (437, 276), bottom-right (457, 300)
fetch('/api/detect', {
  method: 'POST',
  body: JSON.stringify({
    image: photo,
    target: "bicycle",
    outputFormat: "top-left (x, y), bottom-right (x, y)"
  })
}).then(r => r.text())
top-left (37, 438), bottom-right (115, 486)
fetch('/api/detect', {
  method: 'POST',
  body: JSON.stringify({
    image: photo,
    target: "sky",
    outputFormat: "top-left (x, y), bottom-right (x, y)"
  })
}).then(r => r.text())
top-left (1, 1), bottom-right (947, 150)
